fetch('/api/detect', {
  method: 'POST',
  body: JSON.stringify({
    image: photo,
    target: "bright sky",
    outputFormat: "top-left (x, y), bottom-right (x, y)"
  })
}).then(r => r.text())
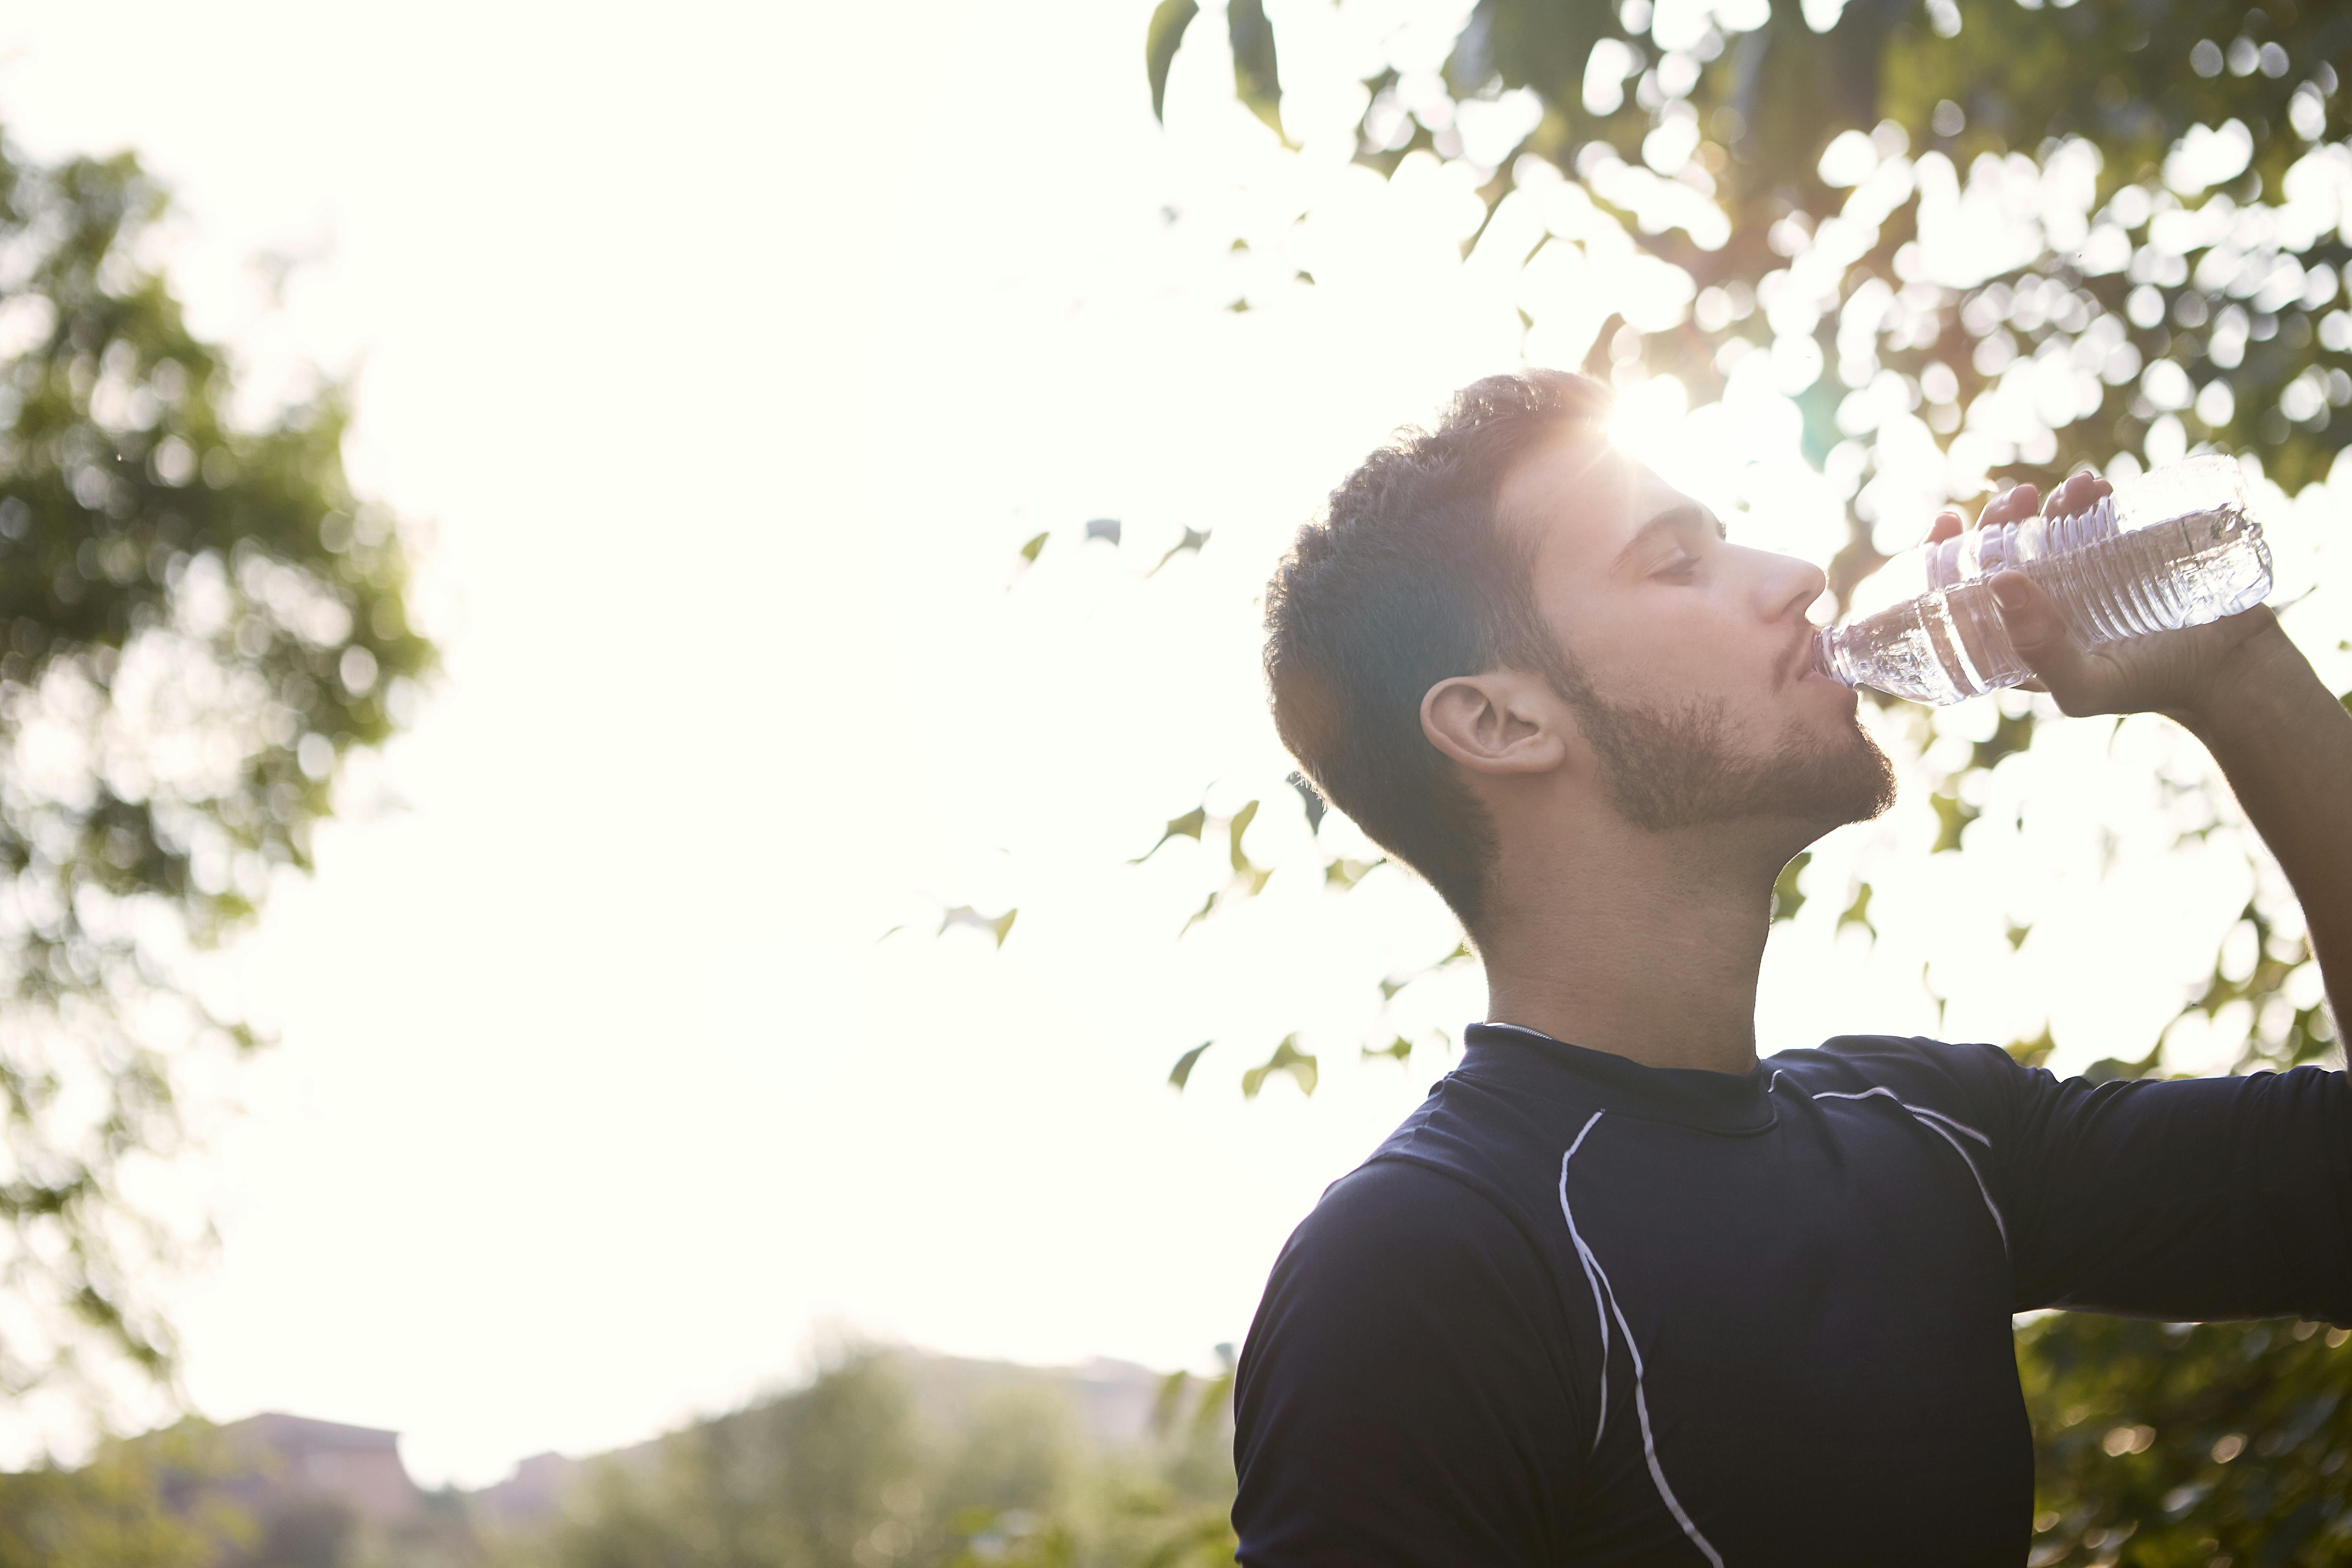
top-left (0, 0), bottom-right (2345, 1491)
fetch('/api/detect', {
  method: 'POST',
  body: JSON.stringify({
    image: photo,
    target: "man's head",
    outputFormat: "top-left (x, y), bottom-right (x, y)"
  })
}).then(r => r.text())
top-left (1262, 369), bottom-right (1892, 936)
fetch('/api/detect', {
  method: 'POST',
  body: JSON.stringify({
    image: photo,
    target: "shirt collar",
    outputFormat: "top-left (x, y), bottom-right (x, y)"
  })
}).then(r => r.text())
top-left (1461, 1021), bottom-right (1778, 1135)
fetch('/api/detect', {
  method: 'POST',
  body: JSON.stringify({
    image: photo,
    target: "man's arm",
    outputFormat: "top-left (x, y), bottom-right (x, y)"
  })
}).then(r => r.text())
top-left (2174, 635), bottom-right (2352, 1032)
top-left (1962, 471), bottom-right (2349, 1034)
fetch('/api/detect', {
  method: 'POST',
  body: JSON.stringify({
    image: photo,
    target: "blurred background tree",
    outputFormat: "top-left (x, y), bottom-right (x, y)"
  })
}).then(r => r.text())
top-left (1121, 0), bottom-right (2352, 1558)
top-left (0, 1424), bottom-right (227, 1568)
top-left (0, 1349), bottom-right (1239, 1568)
top-left (513, 1350), bottom-right (1234, 1568)
top-left (0, 129), bottom-right (432, 1402)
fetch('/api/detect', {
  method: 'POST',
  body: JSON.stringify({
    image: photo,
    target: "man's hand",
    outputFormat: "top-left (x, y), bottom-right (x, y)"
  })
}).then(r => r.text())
top-left (1931, 472), bottom-right (2350, 1050)
top-left (1925, 472), bottom-right (2294, 725)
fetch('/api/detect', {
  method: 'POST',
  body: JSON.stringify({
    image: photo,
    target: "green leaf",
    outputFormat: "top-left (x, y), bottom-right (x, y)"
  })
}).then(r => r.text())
top-left (1227, 0), bottom-right (1286, 142)
top-left (1837, 882), bottom-right (1875, 938)
top-left (938, 905), bottom-right (1018, 948)
top-left (1927, 789), bottom-right (1976, 855)
top-left (1147, 526), bottom-right (1211, 576)
top-left (1167, 1041), bottom-right (1212, 1090)
top-left (1324, 856), bottom-right (1381, 890)
top-left (1145, 0), bottom-right (1200, 124)
top-left (1969, 705), bottom-right (2037, 772)
top-left (1361, 1036), bottom-right (1413, 1065)
top-left (1227, 799), bottom-right (1260, 873)
top-left (1178, 889), bottom-right (1218, 935)
top-left (1018, 530), bottom-right (1048, 565)
top-left (1771, 851), bottom-right (1811, 923)
top-left (1241, 1034), bottom-right (1318, 1099)
top-left (1131, 805), bottom-right (1208, 863)
top-left (2007, 1024), bottom-right (2056, 1069)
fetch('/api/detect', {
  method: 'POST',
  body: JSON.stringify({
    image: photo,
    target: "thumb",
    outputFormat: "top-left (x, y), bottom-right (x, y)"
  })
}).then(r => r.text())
top-left (1989, 571), bottom-right (2087, 687)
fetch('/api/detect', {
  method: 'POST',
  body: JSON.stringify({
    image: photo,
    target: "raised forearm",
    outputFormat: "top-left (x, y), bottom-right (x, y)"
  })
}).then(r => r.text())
top-left (2180, 630), bottom-right (2352, 1037)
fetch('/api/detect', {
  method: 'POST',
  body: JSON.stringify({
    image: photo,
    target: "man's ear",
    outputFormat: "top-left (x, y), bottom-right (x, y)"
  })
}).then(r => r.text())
top-left (1421, 671), bottom-right (1570, 776)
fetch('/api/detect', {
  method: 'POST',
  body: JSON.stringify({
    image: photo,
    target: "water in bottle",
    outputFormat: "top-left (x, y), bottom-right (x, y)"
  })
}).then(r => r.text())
top-left (1811, 454), bottom-right (2273, 705)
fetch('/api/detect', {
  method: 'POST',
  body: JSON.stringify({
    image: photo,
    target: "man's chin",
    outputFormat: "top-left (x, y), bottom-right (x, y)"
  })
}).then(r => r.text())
top-left (1580, 691), bottom-right (1895, 833)
top-left (1783, 724), bottom-right (1897, 829)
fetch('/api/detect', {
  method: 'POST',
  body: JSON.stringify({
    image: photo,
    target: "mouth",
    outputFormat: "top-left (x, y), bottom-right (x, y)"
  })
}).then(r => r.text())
top-left (1782, 629), bottom-right (1821, 687)
top-left (1788, 629), bottom-right (1854, 697)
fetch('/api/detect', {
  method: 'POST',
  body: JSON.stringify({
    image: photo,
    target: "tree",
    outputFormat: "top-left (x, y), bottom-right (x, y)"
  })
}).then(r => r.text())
top-left (0, 130), bottom-right (433, 1397)
top-left (526, 1350), bottom-right (1234, 1568)
top-left (1126, 0), bottom-right (2352, 1554)
top-left (0, 1424), bottom-right (237, 1568)
top-left (538, 1353), bottom-right (927, 1568)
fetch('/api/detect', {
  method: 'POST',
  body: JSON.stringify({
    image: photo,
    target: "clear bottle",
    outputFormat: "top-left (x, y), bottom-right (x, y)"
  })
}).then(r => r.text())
top-left (1812, 454), bottom-right (2273, 705)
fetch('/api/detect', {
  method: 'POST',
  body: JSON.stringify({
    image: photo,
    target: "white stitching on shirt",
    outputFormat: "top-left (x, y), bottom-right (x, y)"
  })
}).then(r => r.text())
top-left (1808, 1086), bottom-right (2007, 1254)
top-left (1558, 1111), bottom-right (1726, 1568)
top-left (1596, 1265), bottom-right (1727, 1568)
top-left (1907, 1116), bottom-right (2010, 1253)
top-left (1557, 1114), bottom-right (1612, 1452)
top-left (1903, 1102), bottom-right (1992, 1147)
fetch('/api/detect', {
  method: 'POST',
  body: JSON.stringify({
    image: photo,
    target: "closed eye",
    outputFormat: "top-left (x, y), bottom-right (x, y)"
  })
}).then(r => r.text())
top-left (1620, 502), bottom-right (1726, 579)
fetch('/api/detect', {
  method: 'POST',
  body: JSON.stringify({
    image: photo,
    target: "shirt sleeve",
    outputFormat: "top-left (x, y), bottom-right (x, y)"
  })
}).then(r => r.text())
top-left (1945, 1042), bottom-right (2352, 1321)
top-left (1231, 1157), bottom-right (1586, 1568)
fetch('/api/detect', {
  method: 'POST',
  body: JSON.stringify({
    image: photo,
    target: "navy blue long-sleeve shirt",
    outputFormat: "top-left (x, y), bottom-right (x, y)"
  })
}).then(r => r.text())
top-left (1232, 1024), bottom-right (2352, 1566)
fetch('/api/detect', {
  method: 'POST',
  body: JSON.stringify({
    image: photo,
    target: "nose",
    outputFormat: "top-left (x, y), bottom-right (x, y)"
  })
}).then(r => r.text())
top-left (1737, 543), bottom-right (1828, 624)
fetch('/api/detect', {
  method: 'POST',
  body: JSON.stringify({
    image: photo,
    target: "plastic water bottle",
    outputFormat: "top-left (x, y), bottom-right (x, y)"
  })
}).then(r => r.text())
top-left (1812, 454), bottom-right (2273, 705)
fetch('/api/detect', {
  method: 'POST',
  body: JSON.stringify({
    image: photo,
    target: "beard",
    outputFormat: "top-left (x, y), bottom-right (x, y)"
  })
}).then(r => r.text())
top-left (1570, 689), bottom-right (1895, 834)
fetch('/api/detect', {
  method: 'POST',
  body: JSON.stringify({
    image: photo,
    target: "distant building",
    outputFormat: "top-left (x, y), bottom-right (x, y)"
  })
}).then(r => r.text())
top-left (215, 1413), bottom-right (422, 1525)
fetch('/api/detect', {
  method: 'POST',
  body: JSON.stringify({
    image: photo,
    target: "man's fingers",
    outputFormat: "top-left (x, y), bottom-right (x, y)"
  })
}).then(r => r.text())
top-left (1979, 484), bottom-right (2040, 530)
top-left (1989, 570), bottom-right (2088, 690)
top-left (2045, 471), bottom-right (2113, 520)
top-left (1926, 509), bottom-right (1964, 546)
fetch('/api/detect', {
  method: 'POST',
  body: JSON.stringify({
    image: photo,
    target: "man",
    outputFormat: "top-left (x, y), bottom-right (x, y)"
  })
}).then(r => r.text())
top-left (1234, 369), bottom-right (2352, 1565)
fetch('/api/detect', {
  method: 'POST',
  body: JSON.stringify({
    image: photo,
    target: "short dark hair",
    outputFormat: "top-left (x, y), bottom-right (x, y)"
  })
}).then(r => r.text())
top-left (1262, 369), bottom-right (1611, 934)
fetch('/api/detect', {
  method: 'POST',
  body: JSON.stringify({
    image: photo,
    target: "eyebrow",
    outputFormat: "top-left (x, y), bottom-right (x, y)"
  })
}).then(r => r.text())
top-left (1615, 503), bottom-right (1726, 567)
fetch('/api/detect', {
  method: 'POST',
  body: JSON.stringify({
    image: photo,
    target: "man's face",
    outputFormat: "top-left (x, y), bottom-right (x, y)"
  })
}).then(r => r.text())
top-left (1497, 433), bottom-right (1894, 834)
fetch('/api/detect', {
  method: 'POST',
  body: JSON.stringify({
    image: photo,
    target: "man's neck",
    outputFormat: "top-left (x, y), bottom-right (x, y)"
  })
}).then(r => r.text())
top-left (1478, 820), bottom-right (1791, 1077)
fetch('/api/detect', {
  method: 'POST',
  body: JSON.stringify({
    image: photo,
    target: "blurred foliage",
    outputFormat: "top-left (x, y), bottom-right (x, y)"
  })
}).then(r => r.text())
top-left (2019, 1314), bottom-right (2352, 1564)
top-left (1142, 0), bottom-right (2352, 1550)
top-left (509, 1350), bottom-right (1235, 1568)
top-left (1237, 1034), bottom-right (1314, 1100)
top-left (0, 1355), bottom-right (1238, 1568)
top-left (1166, 1041), bottom-right (1213, 1090)
top-left (0, 127), bottom-right (434, 1394)
top-left (0, 1419), bottom-right (491, 1568)
top-left (0, 1424), bottom-right (238, 1568)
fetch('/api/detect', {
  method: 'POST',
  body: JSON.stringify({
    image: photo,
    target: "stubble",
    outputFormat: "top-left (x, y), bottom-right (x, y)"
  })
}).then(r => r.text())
top-left (1571, 691), bottom-right (1897, 834)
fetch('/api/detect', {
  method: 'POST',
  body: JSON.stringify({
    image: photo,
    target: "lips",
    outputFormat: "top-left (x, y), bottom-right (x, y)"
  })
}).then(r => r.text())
top-left (1782, 629), bottom-right (1820, 687)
